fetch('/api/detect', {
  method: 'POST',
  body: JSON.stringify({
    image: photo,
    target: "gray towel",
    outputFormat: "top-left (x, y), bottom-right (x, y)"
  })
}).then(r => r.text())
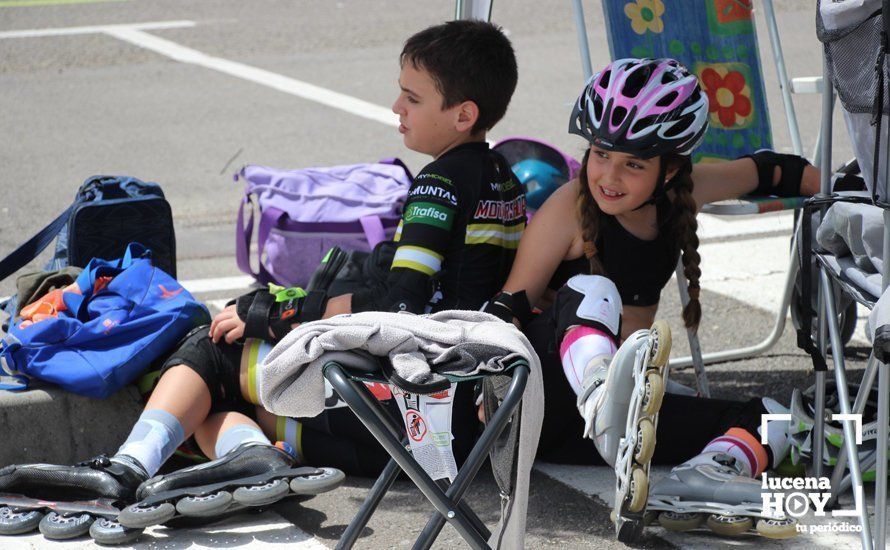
top-left (257, 309), bottom-right (544, 549)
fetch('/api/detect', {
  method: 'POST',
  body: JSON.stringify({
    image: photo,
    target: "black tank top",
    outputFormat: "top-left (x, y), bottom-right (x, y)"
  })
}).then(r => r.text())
top-left (548, 200), bottom-right (680, 307)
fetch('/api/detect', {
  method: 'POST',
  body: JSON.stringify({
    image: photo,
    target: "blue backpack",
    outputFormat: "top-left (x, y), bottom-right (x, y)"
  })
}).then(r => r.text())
top-left (0, 243), bottom-right (209, 398)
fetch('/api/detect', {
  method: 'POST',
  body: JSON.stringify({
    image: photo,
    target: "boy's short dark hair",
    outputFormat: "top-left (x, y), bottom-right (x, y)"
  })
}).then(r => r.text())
top-left (401, 20), bottom-right (517, 135)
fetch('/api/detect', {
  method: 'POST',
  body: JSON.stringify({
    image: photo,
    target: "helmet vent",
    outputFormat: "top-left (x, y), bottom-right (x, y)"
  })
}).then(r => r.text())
top-left (663, 115), bottom-right (691, 137)
top-left (631, 115), bottom-right (658, 135)
top-left (611, 106), bottom-right (628, 128)
top-left (656, 91), bottom-right (679, 107)
top-left (599, 69), bottom-right (611, 89)
top-left (592, 95), bottom-right (604, 122)
top-left (661, 71), bottom-right (678, 84)
top-left (622, 66), bottom-right (650, 98)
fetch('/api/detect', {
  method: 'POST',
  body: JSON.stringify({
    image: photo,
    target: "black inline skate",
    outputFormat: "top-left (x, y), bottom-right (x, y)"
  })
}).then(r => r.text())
top-left (0, 454), bottom-right (147, 544)
top-left (118, 442), bottom-right (344, 529)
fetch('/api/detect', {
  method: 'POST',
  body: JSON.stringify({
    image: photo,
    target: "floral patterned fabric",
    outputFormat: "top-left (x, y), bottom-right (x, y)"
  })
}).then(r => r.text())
top-left (602, 0), bottom-right (772, 161)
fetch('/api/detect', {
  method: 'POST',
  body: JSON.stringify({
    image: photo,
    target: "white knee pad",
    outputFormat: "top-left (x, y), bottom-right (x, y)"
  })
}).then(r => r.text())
top-left (555, 274), bottom-right (623, 341)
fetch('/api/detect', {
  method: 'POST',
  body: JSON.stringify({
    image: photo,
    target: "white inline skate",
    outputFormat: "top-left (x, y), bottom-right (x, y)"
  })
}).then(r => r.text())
top-left (647, 451), bottom-right (797, 539)
top-left (578, 320), bottom-right (671, 543)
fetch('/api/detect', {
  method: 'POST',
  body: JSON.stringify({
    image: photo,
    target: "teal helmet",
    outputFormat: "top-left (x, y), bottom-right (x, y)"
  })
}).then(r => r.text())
top-left (511, 159), bottom-right (565, 210)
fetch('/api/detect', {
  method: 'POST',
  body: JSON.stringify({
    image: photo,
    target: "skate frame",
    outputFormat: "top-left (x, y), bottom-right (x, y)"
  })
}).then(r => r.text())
top-left (322, 353), bottom-right (529, 550)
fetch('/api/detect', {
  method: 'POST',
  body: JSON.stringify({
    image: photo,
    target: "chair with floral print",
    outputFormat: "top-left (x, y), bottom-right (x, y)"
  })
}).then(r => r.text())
top-left (570, 0), bottom-right (820, 397)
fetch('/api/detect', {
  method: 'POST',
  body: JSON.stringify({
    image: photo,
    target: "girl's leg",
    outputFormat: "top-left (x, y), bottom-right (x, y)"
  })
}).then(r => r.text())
top-left (194, 411), bottom-right (271, 461)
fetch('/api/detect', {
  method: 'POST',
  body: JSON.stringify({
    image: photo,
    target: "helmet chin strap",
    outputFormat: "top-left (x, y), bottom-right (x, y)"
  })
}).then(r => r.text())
top-left (632, 156), bottom-right (692, 211)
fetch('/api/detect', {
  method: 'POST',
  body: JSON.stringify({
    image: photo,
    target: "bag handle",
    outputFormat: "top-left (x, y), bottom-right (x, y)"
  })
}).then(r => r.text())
top-left (359, 216), bottom-right (387, 249)
top-left (0, 353), bottom-right (29, 392)
top-left (0, 205), bottom-right (74, 283)
top-left (236, 195), bottom-right (259, 280)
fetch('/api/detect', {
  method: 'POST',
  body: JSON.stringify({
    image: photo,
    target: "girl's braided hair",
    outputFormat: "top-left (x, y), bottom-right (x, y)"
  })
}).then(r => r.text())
top-left (576, 149), bottom-right (702, 328)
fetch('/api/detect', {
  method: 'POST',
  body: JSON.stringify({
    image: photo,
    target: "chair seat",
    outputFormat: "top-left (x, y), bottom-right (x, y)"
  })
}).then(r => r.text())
top-left (815, 252), bottom-right (880, 308)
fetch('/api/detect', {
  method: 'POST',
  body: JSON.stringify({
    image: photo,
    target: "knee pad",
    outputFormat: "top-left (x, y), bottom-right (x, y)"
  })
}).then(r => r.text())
top-left (554, 275), bottom-right (622, 343)
top-left (160, 326), bottom-right (242, 406)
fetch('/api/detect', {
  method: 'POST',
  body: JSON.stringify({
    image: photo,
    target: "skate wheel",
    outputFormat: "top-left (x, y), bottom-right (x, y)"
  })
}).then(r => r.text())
top-left (289, 467), bottom-right (345, 495)
top-left (626, 467), bottom-right (648, 513)
top-left (648, 320), bottom-right (671, 368)
top-left (634, 418), bottom-right (656, 465)
top-left (706, 513), bottom-right (752, 536)
top-left (117, 502), bottom-right (176, 529)
top-left (641, 372), bottom-right (665, 417)
top-left (176, 491), bottom-right (232, 517)
top-left (642, 510), bottom-right (658, 526)
top-left (0, 505), bottom-right (43, 535)
top-left (657, 511), bottom-right (704, 531)
top-left (756, 517), bottom-right (798, 539)
top-left (38, 511), bottom-right (93, 540)
top-left (233, 478), bottom-right (290, 507)
top-left (89, 516), bottom-right (143, 545)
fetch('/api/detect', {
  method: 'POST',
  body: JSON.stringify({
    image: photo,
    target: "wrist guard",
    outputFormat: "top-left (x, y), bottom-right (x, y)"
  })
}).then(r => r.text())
top-left (482, 290), bottom-right (533, 327)
top-left (743, 149), bottom-right (810, 197)
top-left (236, 284), bottom-right (327, 341)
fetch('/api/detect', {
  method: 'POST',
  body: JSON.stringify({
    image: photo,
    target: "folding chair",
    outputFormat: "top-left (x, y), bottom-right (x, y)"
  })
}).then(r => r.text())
top-left (794, 2), bottom-right (890, 548)
top-left (322, 351), bottom-right (529, 550)
top-left (571, 0), bottom-right (822, 396)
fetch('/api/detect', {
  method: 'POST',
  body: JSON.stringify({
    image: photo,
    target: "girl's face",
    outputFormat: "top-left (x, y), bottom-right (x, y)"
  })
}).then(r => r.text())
top-left (585, 146), bottom-right (662, 215)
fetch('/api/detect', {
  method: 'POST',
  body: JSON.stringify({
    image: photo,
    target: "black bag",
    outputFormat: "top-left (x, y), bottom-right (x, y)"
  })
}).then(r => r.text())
top-left (0, 176), bottom-right (176, 317)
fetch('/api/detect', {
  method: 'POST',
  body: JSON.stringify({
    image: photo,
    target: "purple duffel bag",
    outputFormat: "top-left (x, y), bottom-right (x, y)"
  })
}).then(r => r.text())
top-left (235, 159), bottom-right (412, 287)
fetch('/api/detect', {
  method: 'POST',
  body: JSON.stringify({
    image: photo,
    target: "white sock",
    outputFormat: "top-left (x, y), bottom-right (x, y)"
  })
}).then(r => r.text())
top-left (560, 326), bottom-right (617, 396)
top-left (214, 425), bottom-right (271, 458)
top-left (115, 409), bottom-right (185, 477)
top-left (701, 427), bottom-right (769, 478)
top-left (759, 397), bottom-right (792, 468)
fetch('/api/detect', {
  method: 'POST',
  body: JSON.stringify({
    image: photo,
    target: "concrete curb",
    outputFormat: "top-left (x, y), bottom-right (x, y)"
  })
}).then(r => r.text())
top-left (0, 383), bottom-right (143, 465)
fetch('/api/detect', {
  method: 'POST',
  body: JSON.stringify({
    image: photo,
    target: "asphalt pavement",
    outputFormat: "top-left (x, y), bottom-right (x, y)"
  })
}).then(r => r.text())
top-left (0, 1), bottom-right (880, 548)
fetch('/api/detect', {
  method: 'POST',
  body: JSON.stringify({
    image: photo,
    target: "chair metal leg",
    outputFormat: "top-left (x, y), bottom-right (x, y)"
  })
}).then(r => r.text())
top-left (325, 366), bottom-right (489, 549)
top-left (875, 361), bottom-right (888, 550)
top-left (414, 366), bottom-right (529, 549)
top-left (674, 260), bottom-right (710, 397)
top-left (821, 270), bottom-right (873, 549)
top-left (671, 226), bottom-right (800, 371)
top-left (828, 354), bottom-right (879, 507)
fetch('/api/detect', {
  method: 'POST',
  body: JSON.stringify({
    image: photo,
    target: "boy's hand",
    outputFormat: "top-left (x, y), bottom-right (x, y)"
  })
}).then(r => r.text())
top-left (210, 305), bottom-right (247, 344)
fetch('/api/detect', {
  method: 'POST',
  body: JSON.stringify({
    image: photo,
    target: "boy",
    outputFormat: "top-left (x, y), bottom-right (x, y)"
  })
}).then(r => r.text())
top-left (0, 20), bottom-right (523, 535)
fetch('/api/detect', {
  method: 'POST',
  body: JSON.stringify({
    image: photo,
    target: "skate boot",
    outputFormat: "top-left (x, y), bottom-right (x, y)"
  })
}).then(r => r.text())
top-left (117, 441), bottom-right (344, 529)
top-left (647, 451), bottom-right (797, 539)
top-left (577, 320), bottom-right (671, 543)
top-left (0, 455), bottom-right (147, 544)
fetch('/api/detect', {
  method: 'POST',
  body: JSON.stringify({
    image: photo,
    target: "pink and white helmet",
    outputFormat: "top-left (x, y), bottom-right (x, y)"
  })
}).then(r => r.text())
top-left (569, 58), bottom-right (709, 158)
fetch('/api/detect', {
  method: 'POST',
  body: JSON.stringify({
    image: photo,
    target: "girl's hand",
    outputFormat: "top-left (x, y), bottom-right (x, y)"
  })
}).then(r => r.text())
top-left (209, 305), bottom-right (246, 344)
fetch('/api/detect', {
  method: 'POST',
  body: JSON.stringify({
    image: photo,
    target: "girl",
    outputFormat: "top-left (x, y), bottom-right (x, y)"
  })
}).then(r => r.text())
top-left (483, 58), bottom-right (817, 540)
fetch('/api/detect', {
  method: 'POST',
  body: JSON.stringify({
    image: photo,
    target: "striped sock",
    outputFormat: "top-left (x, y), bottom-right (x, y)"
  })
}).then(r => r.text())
top-left (702, 427), bottom-right (769, 478)
top-left (275, 416), bottom-right (304, 464)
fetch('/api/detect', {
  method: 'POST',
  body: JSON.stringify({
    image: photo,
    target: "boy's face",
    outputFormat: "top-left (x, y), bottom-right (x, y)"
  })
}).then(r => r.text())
top-left (392, 62), bottom-right (466, 158)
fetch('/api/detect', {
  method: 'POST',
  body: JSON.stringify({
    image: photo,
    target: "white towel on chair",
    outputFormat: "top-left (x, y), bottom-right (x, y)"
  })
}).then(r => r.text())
top-left (257, 309), bottom-right (544, 549)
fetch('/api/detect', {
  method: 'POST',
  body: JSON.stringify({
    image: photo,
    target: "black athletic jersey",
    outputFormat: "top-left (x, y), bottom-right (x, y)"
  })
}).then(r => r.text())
top-left (352, 141), bottom-right (525, 313)
top-left (548, 198), bottom-right (679, 306)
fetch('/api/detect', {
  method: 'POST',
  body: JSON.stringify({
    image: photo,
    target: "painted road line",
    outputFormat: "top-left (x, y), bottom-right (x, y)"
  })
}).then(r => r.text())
top-left (0, 508), bottom-right (328, 549)
top-left (0, 20), bottom-right (194, 39)
top-left (180, 275), bottom-right (254, 294)
top-left (0, 0), bottom-right (126, 7)
top-left (104, 27), bottom-right (398, 127)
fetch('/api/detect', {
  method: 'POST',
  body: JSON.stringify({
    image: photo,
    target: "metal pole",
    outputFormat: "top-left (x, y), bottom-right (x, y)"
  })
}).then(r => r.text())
top-left (669, 228), bottom-right (799, 369)
top-left (821, 271), bottom-right (874, 549)
top-left (761, 0), bottom-right (804, 156)
top-left (571, 0), bottom-right (593, 81)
